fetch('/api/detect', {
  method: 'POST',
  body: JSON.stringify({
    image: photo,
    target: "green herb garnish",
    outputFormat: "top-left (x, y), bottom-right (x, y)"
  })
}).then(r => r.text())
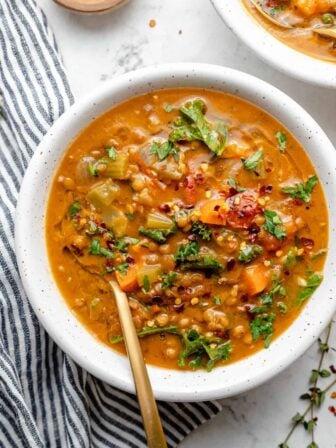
top-left (150, 141), bottom-right (179, 161)
top-left (143, 275), bottom-right (150, 292)
top-left (106, 146), bottom-right (117, 160)
top-left (281, 176), bottom-right (318, 203)
top-left (89, 239), bottom-right (114, 258)
top-left (250, 312), bottom-right (276, 348)
top-left (68, 201), bottom-right (81, 218)
top-left (164, 104), bottom-right (174, 113)
top-left (238, 244), bottom-right (263, 263)
top-left (264, 209), bottom-right (287, 240)
top-left (276, 131), bottom-right (287, 152)
top-left (139, 227), bottom-right (175, 244)
top-left (297, 272), bottom-right (323, 305)
top-left (191, 221), bottom-right (212, 241)
top-left (161, 272), bottom-right (178, 289)
top-left (88, 163), bottom-right (99, 177)
top-left (174, 241), bottom-right (199, 262)
top-left (242, 148), bottom-right (263, 171)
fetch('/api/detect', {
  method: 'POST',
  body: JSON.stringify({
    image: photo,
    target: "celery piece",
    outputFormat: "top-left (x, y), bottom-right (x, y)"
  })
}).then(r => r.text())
top-left (104, 153), bottom-right (129, 179)
top-left (102, 206), bottom-right (128, 237)
top-left (87, 179), bottom-right (120, 208)
top-left (137, 265), bottom-right (162, 287)
top-left (146, 212), bottom-right (174, 230)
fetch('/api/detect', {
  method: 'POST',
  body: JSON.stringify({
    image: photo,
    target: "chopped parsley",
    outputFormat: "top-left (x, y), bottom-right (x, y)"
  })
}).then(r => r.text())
top-left (143, 275), bottom-right (151, 292)
top-left (281, 175), bottom-right (318, 203)
top-left (150, 141), bottom-right (178, 161)
top-left (191, 221), bottom-right (212, 241)
top-left (68, 201), bottom-right (81, 218)
top-left (161, 272), bottom-right (178, 289)
top-left (228, 177), bottom-right (246, 192)
top-left (174, 241), bottom-right (199, 262)
top-left (164, 104), bottom-right (174, 113)
top-left (297, 272), bottom-right (323, 306)
top-left (89, 239), bottom-right (114, 258)
top-left (263, 209), bottom-right (287, 240)
top-left (139, 227), bottom-right (174, 244)
top-left (242, 148), bottom-right (263, 171)
top-left (178, 329), bottom-right (232, 371)
top-left (238, 244), bottom-right (263, 263)
top-left (106, 146), bottom-right (117, 160)
top-left (213, 297), bottom-right (222, 305)
top-left (250, 312), bottom-right (276, 348)
top-left (88, 163), bottom-right (99, 177)
top-left (276, 131), bottom-right (287, 152)
top-left (114, 263), bottom-right (129, 274)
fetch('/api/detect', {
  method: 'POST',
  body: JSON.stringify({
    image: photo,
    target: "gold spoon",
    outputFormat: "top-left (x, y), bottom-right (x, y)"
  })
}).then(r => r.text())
top-left (313, 27), bottom-right (336, 38)
top-left (53, 0), bottom-right (128, 14)
top-left (109, 280), bottom-right (167, 448)
top-left (249, 0), bottom-right (293, 29)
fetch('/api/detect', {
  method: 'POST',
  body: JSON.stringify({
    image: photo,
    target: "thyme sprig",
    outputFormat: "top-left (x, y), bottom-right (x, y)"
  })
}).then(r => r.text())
top-left (279, 321), bottom-right (336, 448)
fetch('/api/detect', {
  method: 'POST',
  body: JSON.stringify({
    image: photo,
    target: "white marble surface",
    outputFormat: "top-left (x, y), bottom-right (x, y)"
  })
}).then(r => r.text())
top-left (37, 0), bottom-right (336, 446)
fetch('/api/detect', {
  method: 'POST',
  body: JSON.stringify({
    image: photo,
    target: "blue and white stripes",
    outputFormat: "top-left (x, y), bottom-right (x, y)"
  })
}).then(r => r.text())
top-left (0, 1), bottom-right (222, 446)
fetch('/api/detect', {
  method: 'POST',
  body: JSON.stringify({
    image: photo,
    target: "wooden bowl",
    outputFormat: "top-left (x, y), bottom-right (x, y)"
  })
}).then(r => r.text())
top-left (54, 0), bottom-right (128, 14)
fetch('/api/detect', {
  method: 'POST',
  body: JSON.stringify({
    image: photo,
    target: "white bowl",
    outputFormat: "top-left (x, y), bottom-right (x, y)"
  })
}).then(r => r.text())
top-left (211, 0), bottom-right (336, 89)
top-left (15, 63), bottom-right (336, 401)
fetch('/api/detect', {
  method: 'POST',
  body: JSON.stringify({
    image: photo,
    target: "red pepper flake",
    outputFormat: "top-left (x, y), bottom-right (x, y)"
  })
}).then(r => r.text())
top-left (173, 303), bottom-right (185, 313)
top-left (301, 237), bottom-right (314, 248)
top-left (329, 405), bottom-right (336, 416)
top-left (330, 365), bottom-right (336, 374)
top-left (214, 205), bottom-right (220, 211)
top-left (293, 199), bottom-right (304, 206)
top-left (227, 258), bottom-right (236, 271)
top-left (159, 204), bottom-right (171, 213)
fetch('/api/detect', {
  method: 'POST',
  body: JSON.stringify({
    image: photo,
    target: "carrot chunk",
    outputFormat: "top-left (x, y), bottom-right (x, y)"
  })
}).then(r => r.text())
top-left (115, 265), bottom-right (138, 292)
top-left (199, 199), bottom-right (228, 225)
top-left (243, 264), bottom-right (270, 296)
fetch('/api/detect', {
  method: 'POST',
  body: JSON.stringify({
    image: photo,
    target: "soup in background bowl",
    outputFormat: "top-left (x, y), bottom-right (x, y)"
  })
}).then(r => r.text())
top-left (15, 64), bottom-right (336, 401)
top-left (243, 0), bottom-right (336, 63)
top-left (211, 0), bottom-right (336, 88)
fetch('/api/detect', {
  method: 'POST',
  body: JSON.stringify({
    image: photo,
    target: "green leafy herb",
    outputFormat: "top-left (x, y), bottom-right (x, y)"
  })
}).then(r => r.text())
top-left (281, 176), bottom-right (318, 203)
top-left (178, 329), bottom-right (232, 371)
top-left (191, 221), bottom-right (212, 241)
top-left (106, 146), bottom-right (117, 160)
top-left (68, 201), bottom-right (81, 218)
top-left (213, 297), bottom-right (222, 305)
top-left (110, 325), bottom-right (179, 344)
top-left (143, 275), bottom-right (150, 292)
top-left (139, 227), bottom-right (175, 244)
top-left (164, 104), bottom-right (174, 113)
top-left (258, 280), bottom-right (286, 307)
top-left (150, 140), bottom-right (178, 161)
top-left (277, 302), bottom-right (288, 314)
top-left (88, 163), bottom-right (99, 177)
top-left (114, 263), bottom-right (129, 275)
top-left (174, 241), bottom-right (199, 262)
top-left (284, 247), bottom-right (301, 269)
top-left (242, 148), bottom-right (263, 171)
top-left (250, 313), bottom-right (275, 348)
top-left (311, 249), bottom-right (327, 261)
top-left (276, 131), bottom-right (287, 152)
top-left (89, 239), bottom-right (114, 258)
top-left (125, 212), bottom-right (136, 221)
top-left (297, 272), bottom-right (323, 305)
top-left (228, 177), bottom-right (246, 192)
top-left (238, 244), bottom-right (263, 263)
top-left (264, 209), bottom-right (287, 240)
top-left (179, 254), bottom-right (223, 274)
top-left (170, 99), bottom-right (228, 156)
top-left (161, 272), bottom-right (178, 289)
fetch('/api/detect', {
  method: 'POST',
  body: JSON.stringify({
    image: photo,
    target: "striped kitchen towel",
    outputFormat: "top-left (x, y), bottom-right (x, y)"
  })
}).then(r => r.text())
top-left (0, 1), bottom-right (222, 447)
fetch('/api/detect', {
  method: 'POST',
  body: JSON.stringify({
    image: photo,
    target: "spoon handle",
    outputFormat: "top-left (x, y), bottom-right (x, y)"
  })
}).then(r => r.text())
top-left (109, 281), bottom-right (167, 448)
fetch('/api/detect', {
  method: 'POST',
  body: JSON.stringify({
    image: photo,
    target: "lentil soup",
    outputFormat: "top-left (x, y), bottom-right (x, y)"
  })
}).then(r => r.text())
top-left (46, 88), bottom-right (328, 371)
top-left (243, 0), bottom-right (336, 63)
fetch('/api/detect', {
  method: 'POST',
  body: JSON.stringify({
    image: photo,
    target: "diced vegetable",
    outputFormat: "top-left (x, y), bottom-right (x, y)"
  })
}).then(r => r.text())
top-left (87, 180), bottom-right (120, 208)
top-left (102, 206), bottom-right (128, 237)
top-left (104, 152), bottom-right (129, 179)
top-left (199, 199), bottom-right (228, 225)
top-left (146, 212), bottom-right (174, 230)
top-left (243, 264), bottom-right (269, 296)
top-left (115, 264), bottom-right (138, 292)
top-left (137, 265), bottom-right (162, 287)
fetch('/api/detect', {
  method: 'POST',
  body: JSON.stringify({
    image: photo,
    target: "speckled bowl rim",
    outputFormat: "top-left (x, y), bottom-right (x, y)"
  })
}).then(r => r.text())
top-left (211, 0), bottom-right (336, 89)
top-left (15, 63), bottom-right (336, 402)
